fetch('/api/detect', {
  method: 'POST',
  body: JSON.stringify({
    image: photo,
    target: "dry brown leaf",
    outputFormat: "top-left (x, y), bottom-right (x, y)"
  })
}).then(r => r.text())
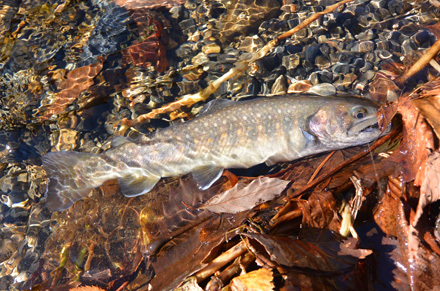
top-left (377, 176), bottom-right (440, 290)
top-left (373, 177), bottom-right (402, 237)
top-left (412, 151), bottom-right (440, 227)
top-left (298, 190), bottom-right (340, 230)
top-left (245, 232), bottom-right (371, 271)
top-left (199, 177), bottom-right (289, 214)
top-left (384, 95), bottom-right (435, 184)
top-left (413, 80), bottom-right (440, 139)
top-left (230, 268), bottom-right (274, 291)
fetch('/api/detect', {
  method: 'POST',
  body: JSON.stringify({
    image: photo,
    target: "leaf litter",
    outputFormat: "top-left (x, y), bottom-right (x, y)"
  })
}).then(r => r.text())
top-left (22, 0), bottom-right (440, 290)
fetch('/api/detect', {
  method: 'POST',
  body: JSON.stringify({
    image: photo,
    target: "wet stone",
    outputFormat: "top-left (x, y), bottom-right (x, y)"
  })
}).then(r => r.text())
top-left (351, 40), bottom-right (374, 52)
top-left (320, 70), bottom-right (334, 83)
top-left (1, 0), bottom-right (440, 289)
top-left (282, 54), bottom-right (301, 74)
top-left (376, 40), bottom-right (389, 51)
top-left (179, 18), bottom-right (197, 32)
top-left (411, 30), bottom-right (433, 47)
top-left (219, 0), bottom-right (280, 43)
top-left (191, 53), bottom-right (210, 66)
top-left (308, 83), bottom-right (336, 96)
top-left (202, 43), bottom-right (221, 54)
top-left (270, 75), bottom-right (287, 95)
top-left (309, 72), bottom-right (320, 85)
top-left (377, 49), bottom-right (393, 60)
top-left (356, 29), bottom-right (376, 40)
top-left (239, 36), bottom-right (265, 53)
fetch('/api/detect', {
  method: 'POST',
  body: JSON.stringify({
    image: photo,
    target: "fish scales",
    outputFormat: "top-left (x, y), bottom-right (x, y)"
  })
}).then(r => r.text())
top-left (42, 94), bottom-right (384, 211)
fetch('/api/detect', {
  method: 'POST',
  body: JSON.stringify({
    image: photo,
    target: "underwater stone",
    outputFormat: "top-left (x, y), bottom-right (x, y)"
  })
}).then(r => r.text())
top-left (308, 83), bottom-right (336, 96)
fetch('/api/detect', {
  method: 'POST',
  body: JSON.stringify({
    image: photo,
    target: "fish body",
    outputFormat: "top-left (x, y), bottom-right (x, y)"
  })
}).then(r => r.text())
top-left (43, 94), bottom-right (383, 211)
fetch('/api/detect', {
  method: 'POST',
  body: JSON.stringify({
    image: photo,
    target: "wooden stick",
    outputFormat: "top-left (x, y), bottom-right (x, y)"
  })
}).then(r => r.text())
top-left (396, 38), bottom-right (440, 86)
top-left (194, 240), bottom-right (247, 282)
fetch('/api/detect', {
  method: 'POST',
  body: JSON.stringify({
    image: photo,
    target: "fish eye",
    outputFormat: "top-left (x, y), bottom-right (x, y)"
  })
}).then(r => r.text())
top-left (352, 107), bottom-right (367, 119)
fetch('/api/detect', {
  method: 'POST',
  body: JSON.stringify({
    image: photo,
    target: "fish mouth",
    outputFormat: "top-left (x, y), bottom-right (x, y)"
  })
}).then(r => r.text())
top-left (348, 116), bottom-right (379, 136)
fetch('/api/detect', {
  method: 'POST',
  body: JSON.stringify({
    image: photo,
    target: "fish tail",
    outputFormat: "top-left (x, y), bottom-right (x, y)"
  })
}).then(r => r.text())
top-left (42, 151), bottom-right (117, 211)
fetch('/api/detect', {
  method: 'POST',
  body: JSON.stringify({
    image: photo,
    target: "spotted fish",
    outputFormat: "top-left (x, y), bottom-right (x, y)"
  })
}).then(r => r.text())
top-left (42, 94), bottom-right (384, 211)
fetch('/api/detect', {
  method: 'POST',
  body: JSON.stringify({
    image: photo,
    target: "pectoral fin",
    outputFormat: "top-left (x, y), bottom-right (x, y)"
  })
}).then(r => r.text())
top-left (300, 127), bottom-right (317, 147)
top-left (192, 166), bottom-right (223, 190)
top-left (118, 174), bottom-right (160, 197)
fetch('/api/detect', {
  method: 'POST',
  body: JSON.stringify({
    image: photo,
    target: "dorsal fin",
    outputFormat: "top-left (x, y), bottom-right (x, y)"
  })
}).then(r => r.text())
top-left (197, 99), bottom-right (235, 116)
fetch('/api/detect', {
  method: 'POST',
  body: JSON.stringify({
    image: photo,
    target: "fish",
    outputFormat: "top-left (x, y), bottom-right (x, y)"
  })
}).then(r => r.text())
top-left (42, 94), bottom-right (385, 211)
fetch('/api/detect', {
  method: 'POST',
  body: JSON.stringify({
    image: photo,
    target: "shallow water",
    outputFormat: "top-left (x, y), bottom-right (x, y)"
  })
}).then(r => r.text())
top-left (0, 0), bottom-right (439, 289)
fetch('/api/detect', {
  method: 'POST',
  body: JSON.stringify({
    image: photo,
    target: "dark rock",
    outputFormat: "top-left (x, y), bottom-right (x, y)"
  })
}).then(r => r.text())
top-left (320, 70), bottom-right (334, 83)
top-left (411, 30), bottom-right (433, 47)
top-left (401, 39), bottom-right (417, 55)
top-left (376, 40), bottom-right (389, 50)
top-left (179, 18), bottom-right (196, 32)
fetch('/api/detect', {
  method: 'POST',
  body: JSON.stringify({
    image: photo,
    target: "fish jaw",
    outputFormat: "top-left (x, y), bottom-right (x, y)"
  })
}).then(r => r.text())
top-left (308, 100), bottom-right (384, 148)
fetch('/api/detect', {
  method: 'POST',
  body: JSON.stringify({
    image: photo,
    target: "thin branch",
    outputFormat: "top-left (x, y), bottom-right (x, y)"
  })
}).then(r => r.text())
top-left (396, 38), bottom-right (440, 86)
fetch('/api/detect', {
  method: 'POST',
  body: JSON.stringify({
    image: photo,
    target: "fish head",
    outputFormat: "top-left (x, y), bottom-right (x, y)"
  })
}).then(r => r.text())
top-left (308, 98), bottom-right (385, 148)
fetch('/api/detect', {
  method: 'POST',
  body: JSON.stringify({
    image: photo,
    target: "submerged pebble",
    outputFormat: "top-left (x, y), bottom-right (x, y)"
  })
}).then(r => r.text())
top-left (0, 0), bottom-right (439, 289)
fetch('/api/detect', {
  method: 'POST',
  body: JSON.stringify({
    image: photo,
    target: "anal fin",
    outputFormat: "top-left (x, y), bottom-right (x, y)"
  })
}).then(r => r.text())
top-left (192, 166), bottom-right (223, 190)
top-left (118, 173), bottom-right (160, 197)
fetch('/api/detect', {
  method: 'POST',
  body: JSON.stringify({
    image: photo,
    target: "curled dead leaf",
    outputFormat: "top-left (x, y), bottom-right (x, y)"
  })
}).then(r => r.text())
top-left (412, 78), bottom-right (440, 139)
top-left (381, 95), bottom-right (434, 184)
top-left (412, 151), bottom-right (440, 227)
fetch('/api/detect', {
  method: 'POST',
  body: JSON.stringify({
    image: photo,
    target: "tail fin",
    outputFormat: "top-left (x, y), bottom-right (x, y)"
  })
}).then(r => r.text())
top-left (42, 151), bottom-right (117, 211)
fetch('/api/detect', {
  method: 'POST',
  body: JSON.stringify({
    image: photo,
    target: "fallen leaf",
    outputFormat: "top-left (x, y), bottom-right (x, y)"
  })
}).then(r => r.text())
top-left (35, 61), bottom-right (103, 121)
top-left (244, 231), bottom-right (373, 290)
top-left (122, 10), bottom-right (169, 72)
top-left (199, 177), bottom-right (289, 214)
top-left (412, 78), bottom-right (440, 139)
top-left (298, 190), bottom-right (340, 230)
top-left (373, 177), bottom-right (402, 237)
top-left (230, 268), bottom-right (274, 291)
top-left (380, 95), bottom-right (434, 184)
top-left (395, 198), bottom-right (440, 290)
top-left (245, 232), bottom-right (371, 271)
top-left (412, 151), bottom-right (440, 227)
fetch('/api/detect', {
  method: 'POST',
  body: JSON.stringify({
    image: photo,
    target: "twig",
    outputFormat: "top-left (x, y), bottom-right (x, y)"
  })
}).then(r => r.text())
top-left (396, 38), bottom-right (440, 86)
top-left (119, 0), bottom-right (355, 130)
top-left (276, 0), bottom-right (354, 41)
top-left (307, 151), bottom-right (336, 184)
top-left (194, 240), bottom-right (247, 282)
